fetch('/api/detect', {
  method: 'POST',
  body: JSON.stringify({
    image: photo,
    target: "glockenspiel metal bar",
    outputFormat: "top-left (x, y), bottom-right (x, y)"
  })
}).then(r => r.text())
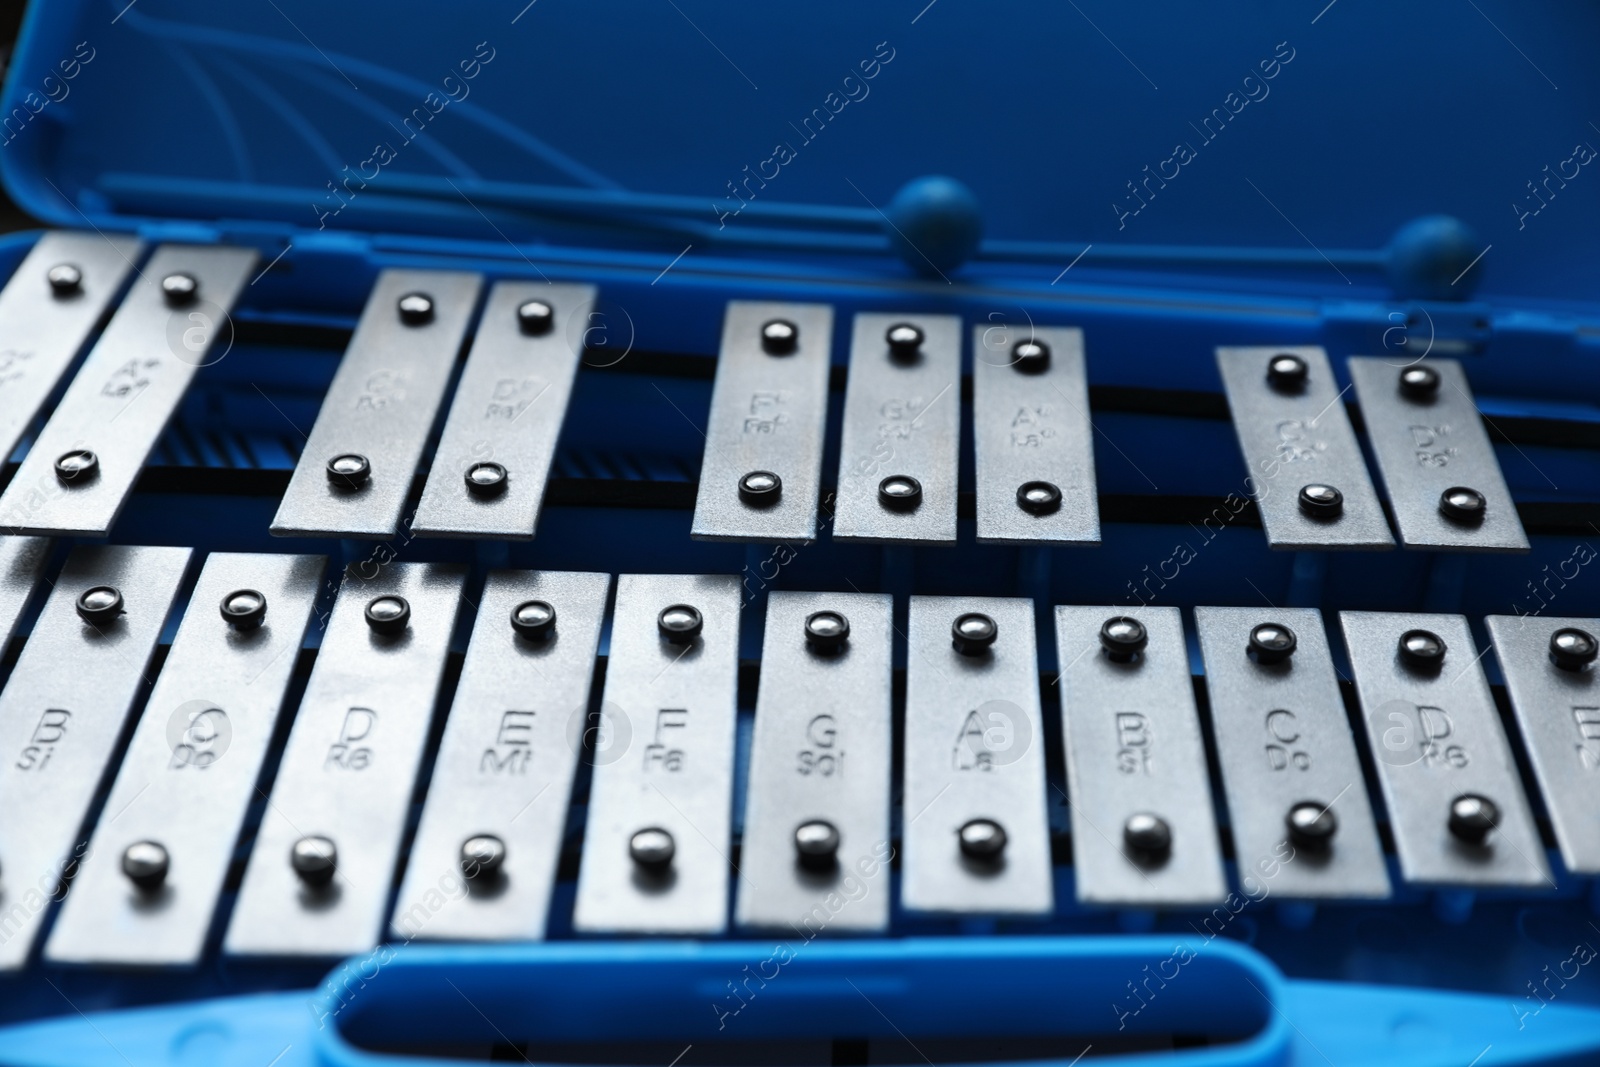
top-left (0, 245), bottom-right (257, 536)
top-left (270, 270), bottom-right (484, 539)
top-left (0, 232), bottom-right (144, 467)
top-left (901, 595), bottom-right (1053, 916)
top-left (1217, 346), bottom-right (1392, 551)
top-left (412, 282), bottom-right (594, 540)
top-left (1056, 605), bottom-right (1227, 906)
top-left (391, 569), bottom-right (610, 942)
top-left (736, 590), bottom-right (893, 933)
top-left (46, 552), bottom-right (326, 966)
top-left (1340, 611), bottom-right (1549, 887)
top-left (691, 301), bottom-right (834, 544)
top-left (973, 324), bottom-right (1100, 545)
top-left (1347, 356), bottom-right (1529, 553)
top-left (1484, 614), bottom-right (1600, 875)
top-left (832, 313), bottom-right (961, 545)
top-left (0, 544), bottom-right (192, 970)
top-left (224, 562), bottom-right (465, 957)
top-left (572, 573), bottom-right (741, 935)
top-left (1195, 606), bottom-right (1390, 900)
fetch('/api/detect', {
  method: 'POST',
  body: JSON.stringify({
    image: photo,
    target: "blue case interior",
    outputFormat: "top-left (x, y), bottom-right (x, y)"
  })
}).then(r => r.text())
top-left (0, 2), bottom-right (1598, 1064)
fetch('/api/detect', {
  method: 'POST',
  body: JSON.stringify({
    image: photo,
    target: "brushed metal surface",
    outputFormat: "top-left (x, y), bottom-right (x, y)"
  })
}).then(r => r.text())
top-left (901, 596), bottom-right (1053, 916)
top-left (1056, 605), bottom-right (1227, 906)
top-left (1347, 356), bottom-right (1528, 552)
top-left (735, 590), bottom-right (892, 932)
top-left (271, 270), bottom-right (483, 539)
top-left (0, 544), bottom-right (192, 970)
top-left (1217, 346), bottom-right (1392, 551)
top-left (46, 553), bottom-right (325, 965)
top-left (691, 301), bottom-right (833, 544)
top-left (1195, 606), bottom-right (1390, 899)
top-left (0, 245), bottom-right (257, 536)
top-left (1340, 611), bottom-right (1549, 886)
top-left (391, 570), bottom-right (610, 941)
top-left (572, 573), bottom-right (741, 934)
top-left (225, 562), bottom-right (465, 957)
top-left (973, 325), bottom-right (1099, 545)
top-left (832, 313), bottom-right (960, 545)
top-left (1484, 614), bottom-right (1600, 875)
top-left (0, 232), bottom-right (144, 466)
top-left (412, 282), bottom-right (593, 540)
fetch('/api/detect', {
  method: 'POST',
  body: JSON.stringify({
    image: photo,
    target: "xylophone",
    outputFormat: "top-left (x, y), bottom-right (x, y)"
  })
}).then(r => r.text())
top-left (0, 2), bottom-right (1599, 1064)
top-left (0, 230), bottom-right (1590, 1066)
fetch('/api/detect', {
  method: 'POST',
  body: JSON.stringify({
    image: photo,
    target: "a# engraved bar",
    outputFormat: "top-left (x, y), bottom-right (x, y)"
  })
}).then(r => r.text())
top-left (901, 596), bottom-right (1052, 916)
top-left (391, 570), bottom-right (610, 942)
top-left (1216, 346), bottom-right (1392, 551)
top-left (413, 282), bottom-right (595, 540)
top-left (270, 270), bottom-right (484, 539)
top-left (1194, 606), bottom-right (1390, 900)
top-left (691, 301), bottom-right (833, 544)
top-left (832, 313), bottom-right (960, 545)
top-left (1056, 605), bottom-right (1226, 906)
top-left (572, 573), bottom-right (741, 935)
top-left (46, 552), bottom-right (326, 966)
top-left (0, 245), bottom-right (257, 537)
top-left (1340, 611), bottom-right (1548, 887)
top-left (735, 590), bottom-right (892, 932)
top-left (973, 324), bottom-right (1099, 545)
top-left (0, 544), bottom-right (192, 970)
top-left (0, 231), bottom-right (144, 466)
top-left (224, 562), bottom-right (465, 957)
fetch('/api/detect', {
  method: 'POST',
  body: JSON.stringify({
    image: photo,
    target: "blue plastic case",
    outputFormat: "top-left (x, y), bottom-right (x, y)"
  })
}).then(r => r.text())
top-left (0, 2), bottom-right (1599, 1064)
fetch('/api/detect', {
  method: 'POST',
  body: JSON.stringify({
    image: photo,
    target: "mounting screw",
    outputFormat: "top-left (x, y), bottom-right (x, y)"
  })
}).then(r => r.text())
top-left (47, 263), bottom-right (82, 296)
top-left (629, 827), bottom-right (675, 871)
top-left (1124, 812), bottom-right (1172, 861)
top-left (54, 449), bottom-right (99, 485)
top-left (326, 453), bottom-right (371, 490)
top-left (1286, 801), bottom-right (1338, 850)
top-left (1399, 364), bottom-right (1440, 399)
top-left (1100, 616), bottom-right (1148, 662)
top-left (1298, 483), bottom-right (1343, 518)
top-left (1012, 339), bottom-right (1050, 374)
top-left (737, 470), bottom-right (782, 507)
top-left (1016, 480), bottom-right (1062, 515)
top-left (510, 599), bottom-right (556, 641)
top-left (76, 585), bottom-right (123, 626)
top-left (804, 610), bottom-right (850, 654)
top-left (657, 603), bottom-right (703, 644)
top-left (364, 595), bottom-right (411, 635)
top-left (1438, 486), bottom-right (1486, 525)
top-left (760, 319), bottom-right (798, 355)
top-left (1398, 628), bottom-right (1447, 671)
top-left (220, 588), bottom-right (267, 631)
top-left (1248, 622), bottom-right (1297, 664)
top-left (291, 835), bottom-right (337, 887)
top-left (794, 820), bottom-right (840, 872)
top-left (951, 612), bottom-right (998, 656)
top-left (878, 475), bottom-right (922, 512)
top-left (1266, 353), bottom-right (1308, 392)
top-left (517, 299), bottom-right (554, 335)
top-left (161, 272), bottom-right (198, 306)
top-left (121, 841), bottom-right (170, 892)
top-left (1447, 794), bottom-right (1499, 845)
top-left (397, 292), bottom-right (434, 325)
top-left (958, 818), bottom-right (1007, 861)
top-left (1550, 627), bottom-right (1598, 672)
top-left (886, 322), bottom-right (924, 360)
top-left (460, 834), bottom-right (507, 880)
top-left (465, 461), bottom-right (509, 498)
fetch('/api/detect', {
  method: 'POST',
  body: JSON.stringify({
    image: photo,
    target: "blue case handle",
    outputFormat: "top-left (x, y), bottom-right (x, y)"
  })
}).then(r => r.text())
top-left (2, 937), bottom-right (1598, 1066)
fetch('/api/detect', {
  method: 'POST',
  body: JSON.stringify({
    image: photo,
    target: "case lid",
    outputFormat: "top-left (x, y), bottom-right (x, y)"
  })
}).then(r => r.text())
top-left (2, 0), bottom-right (1597, 308)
